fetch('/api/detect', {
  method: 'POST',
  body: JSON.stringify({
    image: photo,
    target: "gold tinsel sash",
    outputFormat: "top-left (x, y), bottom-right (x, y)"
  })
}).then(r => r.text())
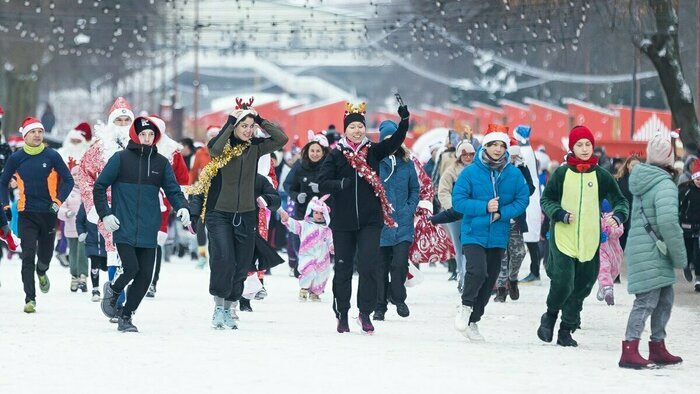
top-left (184, 140), bottom-right (251, 221)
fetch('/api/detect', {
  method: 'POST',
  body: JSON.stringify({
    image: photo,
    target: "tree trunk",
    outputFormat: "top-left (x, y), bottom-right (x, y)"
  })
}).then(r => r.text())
top-left (4, 71), bottom-right (38, 138)
top-left (640, 0), bottom-right (700, 153)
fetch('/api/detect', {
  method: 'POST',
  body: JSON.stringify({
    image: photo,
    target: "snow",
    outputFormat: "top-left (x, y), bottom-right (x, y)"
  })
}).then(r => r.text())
top-left (681, 82), bottom-right (693, 103)
top-left (0, 254), bottom-right (697, 393)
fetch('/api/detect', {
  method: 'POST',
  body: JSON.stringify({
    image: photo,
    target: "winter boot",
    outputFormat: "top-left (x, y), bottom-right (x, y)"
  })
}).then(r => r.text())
top-left (230, 304), bottom-right (240, 320)
top-left (619, 340), bottom-right (656, 369)
top-left (508, 280), bottom-right (520, 300)
top-left (38, 273), bottom-right (50, 294)
top-left (255, 287), bottom-right (268, 300)
top-left (373, 310), bottom-right (386, 321)
top-left (695, 280), bottom-right (700, 292)
top-left (454, 305), bottom-right (473, 333)
top-left (23, 300), bottom-right (36, 313)
top-left (298, 288), bottom-right (309, 302)
top-left (537, 310), bottom-right (558, 343)
top-left (146, 284), bottom-right (156, 298)
top-left (396, 303), bottom-right (410, 318)
top-left (448, 271), bottom-right (458, 281)
top-left (100, 282), bottom-right (122, 319)
top-left (648, 340), bottom-right (683, 365)
top-left (70, 276), bottom-right (79, 292)
top-left (309, 293), bottom-right (321, 302)
top-left (78, 275), bottom-right (88, 292)
top-left (91, 288), bottom-right (101, 302)
top-left (117, 312), bottom-right (138, 333)
top-left (520, 273), bottom-right (540, 284)
top-left (211, 306), bottom-right (226, 329)
top-left (337, 314), bottom-right (350, 333)
top-left (596, 287), bottom-right (605, 301)
top-left (494, 287), bottom-right (507, 303)
top-left (683, 265), bottom-right (693, 282)
top-left (357, 313), bottom-right (374, 334)
top-left (239, 298), bottom-right (253, 312)
top-left (603, 286), bottom-right (615, 306)
top-left (556, 328), bottom-right (578, 347)
top-left (222, 308), bottom-right (239, 329)
top-left (110, 306), bottom-right (122, 323)
top-left (464, 322), bottom-right (485, 342)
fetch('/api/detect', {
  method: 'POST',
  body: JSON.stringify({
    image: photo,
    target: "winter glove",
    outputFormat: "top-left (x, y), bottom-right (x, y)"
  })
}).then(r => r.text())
top-left (102, 215), bottom-right (120, 232)
top-left (50, 202), bottom-right (60, 215)
top-left (177, 208), bottom-right (191, 227)
top-left (78, 233), bottom-right (87, 242)
top-left (256, 196), bottom-right (268, 209)
top-left (308, 182), bottom-right (320, 193)
top-left (4, 207), bottom-right (12, 221)
top-left (398, 105), bottom-right (410, 120)
top-left (297, 193), bottom-right (308, 204)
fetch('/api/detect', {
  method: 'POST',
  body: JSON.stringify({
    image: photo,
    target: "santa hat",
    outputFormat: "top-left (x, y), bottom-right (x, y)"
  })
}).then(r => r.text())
top-left (147, 114), bottom-right (166, 135)
top-left (8, 135), bottom-right (23, 148)
top-left (508, 137), bottom-right (521, 156)
top-left (305, 195), bottom-right (332, 225)
top-left (233, 97), bottom-right (257, 128)
top-left (306, 130), bottom-right (329, 148)
top-left (692, 159), bottom-right (700, 180)
top-left (343, 102), bottom-right (366, 130)
top-left (20, 117), bottom-right (44, 138)
top-left (568, 125), bottom-right (595, 151)
top-left (107, 97), bottom-right (134, 125)
top-left (206, 125), bottom-right (220, 140)
top-left (513, 125), bottom-right (531, 143)
top-left (482, 124), bottom-right (510, 147)
top-left (69, 122), bottom-right (92, 142)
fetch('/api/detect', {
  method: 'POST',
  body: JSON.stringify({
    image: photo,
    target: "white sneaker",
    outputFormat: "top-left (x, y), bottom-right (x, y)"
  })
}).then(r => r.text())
top-left (465, 322), bottom-right (485, 342)
top-left (454, 305), bottom-right (472, 332)
top-left (231, 301), bottom-right (240, 320)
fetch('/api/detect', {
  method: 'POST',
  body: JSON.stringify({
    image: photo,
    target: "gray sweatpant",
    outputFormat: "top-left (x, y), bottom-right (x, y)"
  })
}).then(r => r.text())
top-left (497, 222), bottom-right (526, 288)
top-left (446, 221), bottom-right (466, 288)
top-left (625, 285), bottom-right (674, 341)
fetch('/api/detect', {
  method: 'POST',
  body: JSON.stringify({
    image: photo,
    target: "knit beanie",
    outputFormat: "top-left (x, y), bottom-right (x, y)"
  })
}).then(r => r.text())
top-left (455, 140), bottom-right (475, 157)
top-left (568, 125), bottom-right (595, 151)
top-left (692, 159), bottom-right (700, 180)
top-left (646, 133), bottom-right (674, 167)
top-left (343, 102), bottom-right (366, 131)
top-left (379, 120), bottom-right (398, 141)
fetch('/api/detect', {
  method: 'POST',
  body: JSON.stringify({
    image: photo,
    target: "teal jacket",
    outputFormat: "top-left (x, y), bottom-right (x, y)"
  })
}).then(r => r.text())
top-left (624, 163), bottom-right (687, 294)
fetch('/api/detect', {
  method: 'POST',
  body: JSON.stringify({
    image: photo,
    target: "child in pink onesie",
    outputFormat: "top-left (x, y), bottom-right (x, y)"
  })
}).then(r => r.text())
top-left (280, 195), bottom-right (334, 302)
top-left (597, 199), bottom-right (624, 305)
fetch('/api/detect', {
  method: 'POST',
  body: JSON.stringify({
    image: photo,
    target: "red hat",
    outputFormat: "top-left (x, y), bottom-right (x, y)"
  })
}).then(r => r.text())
top-left (691, 159), bottom-right (700, 181)
top-left (20, 117), bottom-right (44, 138)
top-left (108, 97), bottom-right (134, 124)
top-left (74, 122), bottom-right (92, 141)
top-left (568, 125), bottom-right (595, 152)
top-left (482, 124), bottom-right (510, 147)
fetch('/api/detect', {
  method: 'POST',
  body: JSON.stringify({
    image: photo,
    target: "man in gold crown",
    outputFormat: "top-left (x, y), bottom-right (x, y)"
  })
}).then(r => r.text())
top-left (190, 98), bottom-right (288, 329)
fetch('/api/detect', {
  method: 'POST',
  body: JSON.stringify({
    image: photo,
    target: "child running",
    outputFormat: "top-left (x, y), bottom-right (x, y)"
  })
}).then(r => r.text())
top-left (280, 195), bottom-right (334, 302)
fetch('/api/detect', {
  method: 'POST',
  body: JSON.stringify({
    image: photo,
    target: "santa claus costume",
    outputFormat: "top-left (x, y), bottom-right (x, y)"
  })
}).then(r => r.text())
top-left (77, 97), bottom-right (134, 314)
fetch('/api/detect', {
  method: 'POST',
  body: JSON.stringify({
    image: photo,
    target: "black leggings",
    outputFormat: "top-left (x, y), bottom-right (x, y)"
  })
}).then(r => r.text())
top-left (684, 237), bottom-right (700, 275)
top-left (18, 212), bottom-right (57, 303)
top-left (90, 255), bottom-right (107, 288)
top-left (461, 245), bottom-right (504, 324)
top-left (113, 244), bottom-right (156, 315)
top-left (152, 246), bottom-right (162, 286)
top-left (526, 242), bottom-right (541, 277)
top-left (377, 242), bottom-right (411, 311)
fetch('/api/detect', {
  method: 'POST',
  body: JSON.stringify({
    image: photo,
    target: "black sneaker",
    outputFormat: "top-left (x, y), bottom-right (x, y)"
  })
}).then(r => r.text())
top-left (100, 282), bottom-right (121, 319)
top-left (556, 329), bottom-right (578, 347)
top-left (695, 280), bottom-right (700, 292)
top-left (239, 298), bottom-right (253, 312)
top-left (117, 313), bottom-right (138, 333)
top-left (683, 266), bottom-right (693, 282)
top-left (357, 313), bottom-right (374, 334)
top-left (494, 287), bottom-right (507, 303)
top-left (146, 284), bottom-right (156, 298)
top-left (396, 303), bottom-right (410, 318)
top-left (337, 314), bottom-right (350, 333)
top-left (373, 310), bottom-right (386, 321)
top-left (537, 311), bottom-right (557, 343)
top-left (448, 272), bottom-right (457, 281)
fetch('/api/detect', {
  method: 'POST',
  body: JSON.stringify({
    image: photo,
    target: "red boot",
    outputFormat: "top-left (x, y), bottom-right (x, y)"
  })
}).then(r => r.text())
top-left (648, 340), bottom-right (683, 365)
top-left (619, 340), bottom-right (656, 369)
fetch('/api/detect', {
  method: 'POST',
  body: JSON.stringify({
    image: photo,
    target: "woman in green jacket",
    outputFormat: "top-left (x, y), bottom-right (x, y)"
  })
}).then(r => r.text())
top-left (618, 134), bottom-right (686, 369)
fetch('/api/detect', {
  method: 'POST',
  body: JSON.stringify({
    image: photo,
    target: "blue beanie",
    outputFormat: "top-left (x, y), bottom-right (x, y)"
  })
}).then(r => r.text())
top-left (601, 199), bottom-right (612, 213)
top-left (379, 120), bottom-right (398, 141)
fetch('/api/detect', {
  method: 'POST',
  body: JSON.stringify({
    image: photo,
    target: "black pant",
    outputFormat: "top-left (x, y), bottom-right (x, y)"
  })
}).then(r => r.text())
top-left (18, 212), bottom-right (57, 302)
top-left (684, 237), bottom-right (700, 275)
top-left (526, 241), bottom-right (541, 277)
top-left (206, 210), bottom-right (256, 301)
top-left (196, 220), bottom-right (207, 246)
top-left (461, 245), bottom-right (504, 323)
top-left (332, 226), bottom-right (382, 317)
top-left (90, 255), bottom-right (107, 288)
top-left (377, 241), bottom-right (411, 312)
top-left (113, 244), bottom-right (156, 315)
top-left (152, 246), bottom-right (162, 286)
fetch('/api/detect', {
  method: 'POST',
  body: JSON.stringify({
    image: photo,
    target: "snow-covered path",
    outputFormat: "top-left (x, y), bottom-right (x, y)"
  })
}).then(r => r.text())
top-left (0, 255), bottom-right (696, 393)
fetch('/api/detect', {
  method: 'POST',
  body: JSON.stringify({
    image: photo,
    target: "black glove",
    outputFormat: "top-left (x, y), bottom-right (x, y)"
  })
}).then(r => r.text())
top-left (340, 177), bottom-right (354, 191)
top-left (4, 207), bottom-right (12, 222)
top-left (398, 105), bottom-right (410, 120)
top-left (254, 114), bottom-right (264, 125)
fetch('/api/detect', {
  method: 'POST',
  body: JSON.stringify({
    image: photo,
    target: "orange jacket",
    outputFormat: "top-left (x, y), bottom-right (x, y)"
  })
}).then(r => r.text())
top-left (189, 147), bottom-right (211, 185)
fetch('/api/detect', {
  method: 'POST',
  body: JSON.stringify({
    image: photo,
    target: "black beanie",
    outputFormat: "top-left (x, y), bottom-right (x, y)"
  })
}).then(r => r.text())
top-left (343, 112), bottom-right (365, 130)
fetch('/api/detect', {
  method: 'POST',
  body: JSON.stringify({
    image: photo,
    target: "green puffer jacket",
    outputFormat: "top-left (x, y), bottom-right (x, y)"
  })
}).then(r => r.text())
top-left (624, 163), bottom-right (687, 294)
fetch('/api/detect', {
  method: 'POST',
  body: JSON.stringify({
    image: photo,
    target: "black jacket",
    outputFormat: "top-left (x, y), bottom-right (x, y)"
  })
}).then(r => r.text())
top-left (318, 117), bottom-right (408, 231)
top-left (283, 158), bottom-right (324, 219)
top-left (679, 181), bottom-right (700, 236)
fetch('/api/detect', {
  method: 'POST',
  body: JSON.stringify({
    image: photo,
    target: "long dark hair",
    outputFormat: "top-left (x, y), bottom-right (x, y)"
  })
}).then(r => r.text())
top-left (301, 141), bottom-right (329, 165)
top-left (615, 154), bottom-right (641, 180)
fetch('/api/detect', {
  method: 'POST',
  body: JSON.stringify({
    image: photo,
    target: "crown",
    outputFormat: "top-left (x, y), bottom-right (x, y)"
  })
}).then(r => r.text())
top-left (344, 102), bottom-right (367, 117)
top-left (235, 97), bottom-right (255, 110)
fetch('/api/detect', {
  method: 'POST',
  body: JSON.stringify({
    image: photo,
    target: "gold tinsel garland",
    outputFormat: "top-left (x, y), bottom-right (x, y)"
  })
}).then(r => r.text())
top-left (184, 140), bottom-right (251, 221)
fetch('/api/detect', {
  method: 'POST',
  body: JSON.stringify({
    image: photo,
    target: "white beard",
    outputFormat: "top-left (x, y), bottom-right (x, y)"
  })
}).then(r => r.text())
top-left (96, 123), bottom-right (131, 162)
top-left (58, 142), bottom-right (88, 163)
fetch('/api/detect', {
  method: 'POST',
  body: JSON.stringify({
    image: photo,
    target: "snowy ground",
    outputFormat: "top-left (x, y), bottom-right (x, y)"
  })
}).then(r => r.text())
top-left (0, 253), bottom-right (697, 394)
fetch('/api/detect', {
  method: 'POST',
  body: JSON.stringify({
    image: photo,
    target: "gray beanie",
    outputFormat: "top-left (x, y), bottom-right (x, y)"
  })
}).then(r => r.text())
top-left (646, 134), bottom-right (674, 167)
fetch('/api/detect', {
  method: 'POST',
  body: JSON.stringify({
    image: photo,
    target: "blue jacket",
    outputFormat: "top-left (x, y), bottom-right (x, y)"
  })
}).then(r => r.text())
top-left (94, 135), bottom-right (188, 249)
top-left (0, 146), bottom-right (74, 213)
top-left (76, 203), bottom-right (106, 258)
top-left (452, 148), bottom-right (529, 249)
top-left (379, 153), bottom-right (420, 247)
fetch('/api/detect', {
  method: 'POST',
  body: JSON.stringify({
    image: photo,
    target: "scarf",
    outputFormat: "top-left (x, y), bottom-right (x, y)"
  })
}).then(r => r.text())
top-left (341, 144), bottom-right (397, 228)
top-left (566, 153), bottom-right (599, 173)
top-left (23, 143), bottom-right (45, 155)
top-left (480, 149), bottom-right (508, 172)
top-left (184, 140), bottom-right (251, 221)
